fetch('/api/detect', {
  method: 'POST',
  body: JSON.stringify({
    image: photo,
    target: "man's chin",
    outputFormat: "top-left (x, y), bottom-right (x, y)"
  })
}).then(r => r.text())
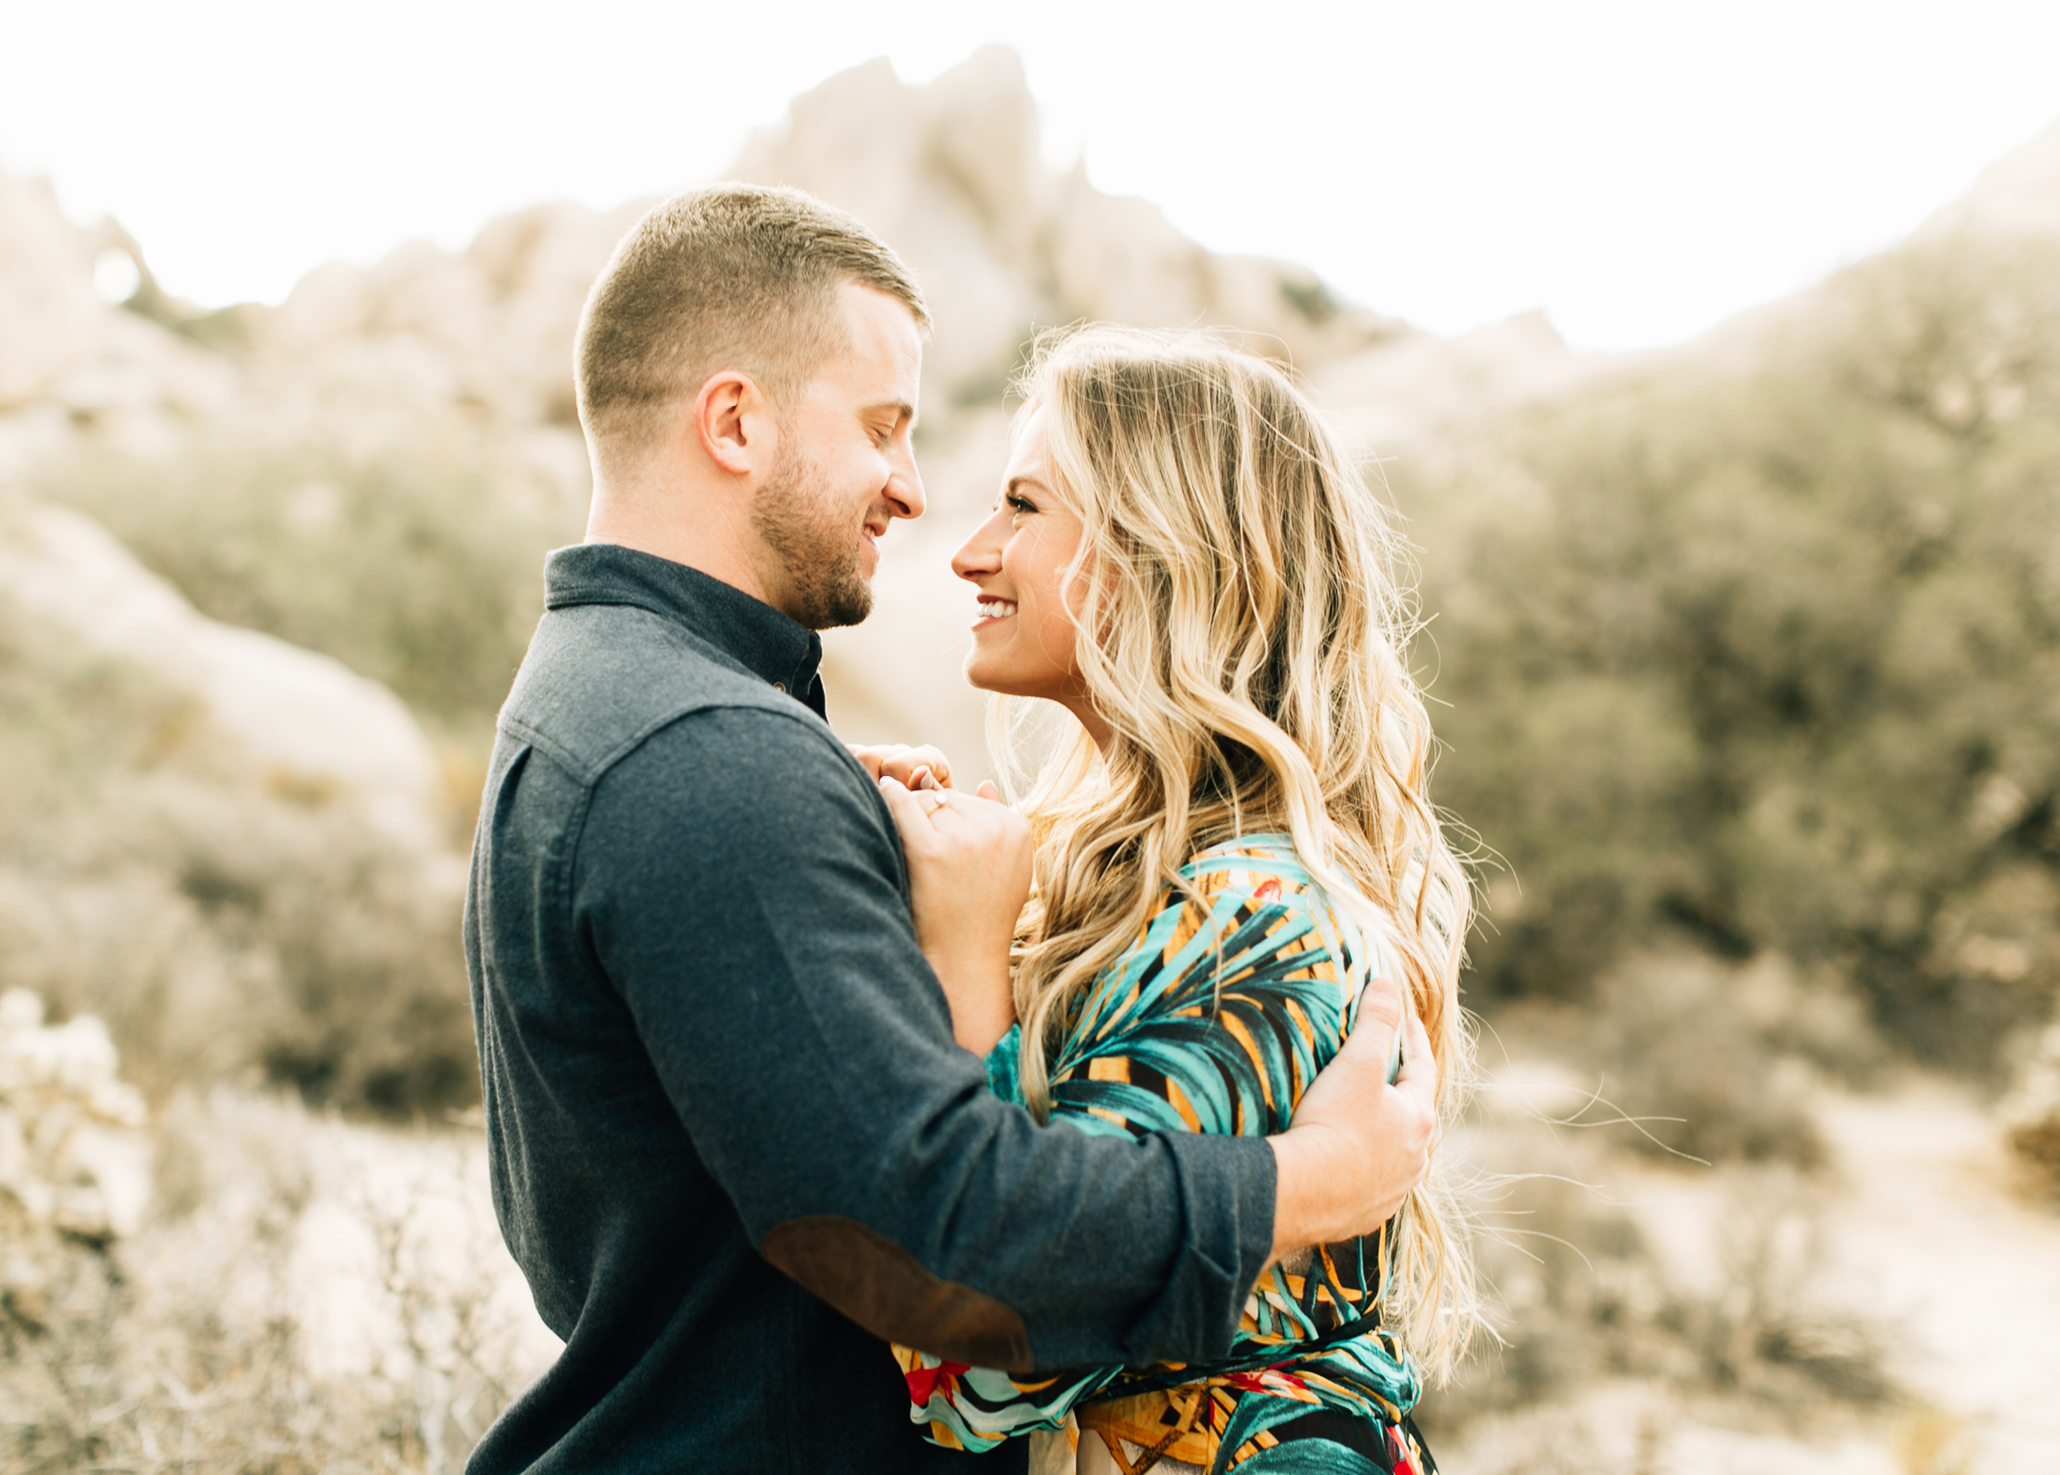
top-left (805, 579), bottom-right (874, 631)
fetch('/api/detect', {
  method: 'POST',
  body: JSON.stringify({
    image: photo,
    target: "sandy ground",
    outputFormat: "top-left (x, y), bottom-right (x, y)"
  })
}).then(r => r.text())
top-left (276, 1078), bottom-right (2060, 1472)
top-left (1812, 1081), bottom-right (2060, 1472)
top-left (1436, 1072), bottom-right (2060, 1474)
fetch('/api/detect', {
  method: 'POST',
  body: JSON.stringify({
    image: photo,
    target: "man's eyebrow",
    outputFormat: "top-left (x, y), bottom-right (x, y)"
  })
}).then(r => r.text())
top-left (863, 399), bottom-right (917, 425)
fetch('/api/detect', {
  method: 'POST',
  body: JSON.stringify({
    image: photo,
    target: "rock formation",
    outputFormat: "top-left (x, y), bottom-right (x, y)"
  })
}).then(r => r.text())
top-left (1916, 114), bottom-right (2060, 242)
top-left (0, 172), bottom-right (234, 476)
top-left (0, 499), bottom-right (448, 852)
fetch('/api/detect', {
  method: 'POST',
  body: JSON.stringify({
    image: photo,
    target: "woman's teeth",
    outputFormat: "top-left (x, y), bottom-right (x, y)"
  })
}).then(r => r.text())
top-left (976, 599), bottom-right (1017, 620)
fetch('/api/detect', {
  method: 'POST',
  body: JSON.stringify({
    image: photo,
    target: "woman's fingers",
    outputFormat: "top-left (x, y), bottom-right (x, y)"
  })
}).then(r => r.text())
top-left (845, 743), bottom-right (888, 780)
top-left (846, 744), bottom-right (955, 788)
top-left (876, 776), bottom-right (934, 839)
top-left (880, 775), bottom-right (1005, 841)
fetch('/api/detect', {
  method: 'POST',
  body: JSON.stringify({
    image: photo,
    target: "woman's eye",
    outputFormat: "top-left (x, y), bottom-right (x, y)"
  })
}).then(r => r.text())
top-left (1005, 494), bottom-right (1036, 515)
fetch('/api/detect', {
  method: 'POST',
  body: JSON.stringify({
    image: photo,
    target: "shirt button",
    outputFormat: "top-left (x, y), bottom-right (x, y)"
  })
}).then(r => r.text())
top-left (772, 681), bottom-right (786, 693)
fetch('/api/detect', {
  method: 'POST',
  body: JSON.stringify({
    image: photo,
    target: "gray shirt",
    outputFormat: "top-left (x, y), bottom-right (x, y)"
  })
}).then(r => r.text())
top-left (463, 543), bottom-right (1275, 1473)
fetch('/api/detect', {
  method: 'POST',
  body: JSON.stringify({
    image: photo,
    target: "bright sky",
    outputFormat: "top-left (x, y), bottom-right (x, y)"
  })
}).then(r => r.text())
top-left (5, 0), bottom-right (2057, 351)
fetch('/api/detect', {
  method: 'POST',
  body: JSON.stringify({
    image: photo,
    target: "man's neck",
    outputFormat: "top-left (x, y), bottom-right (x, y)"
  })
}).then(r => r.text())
top-left (584, 487), bottom-right (780, 613)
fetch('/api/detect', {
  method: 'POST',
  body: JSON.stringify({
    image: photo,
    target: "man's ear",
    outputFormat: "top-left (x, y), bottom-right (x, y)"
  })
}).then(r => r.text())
top-left (693, 371), bottom-right (777, 476)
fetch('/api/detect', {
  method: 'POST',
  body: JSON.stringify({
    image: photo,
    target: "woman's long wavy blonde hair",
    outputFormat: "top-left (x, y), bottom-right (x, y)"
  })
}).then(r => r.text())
top-left (992, 325), bottom-right (1478, 1376)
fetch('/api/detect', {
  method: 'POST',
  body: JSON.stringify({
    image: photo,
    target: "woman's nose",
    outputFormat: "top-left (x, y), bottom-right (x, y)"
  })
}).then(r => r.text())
top-left (951, 510), bottom-right (1007, 581)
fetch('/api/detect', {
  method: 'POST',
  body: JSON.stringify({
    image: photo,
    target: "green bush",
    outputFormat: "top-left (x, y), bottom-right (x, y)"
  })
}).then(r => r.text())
top-left (1414, 236), bottom-right (2060, 1071)
top-left (34, 420), bottom-right (571, 734)
top-left (0, 594), bottom-right (475, 1115)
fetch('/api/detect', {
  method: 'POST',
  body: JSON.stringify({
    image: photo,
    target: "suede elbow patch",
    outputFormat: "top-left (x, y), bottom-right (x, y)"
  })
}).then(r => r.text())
top-left (759, 1215), bottom-right (1034, 1371)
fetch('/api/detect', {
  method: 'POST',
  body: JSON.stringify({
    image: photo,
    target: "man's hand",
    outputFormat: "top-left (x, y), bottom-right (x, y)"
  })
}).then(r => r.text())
top-left (1268, 975), bottom-right (1437, 1259)
top-left (846, 742), bottom-right (954, 791)
top-left (877, 777), bottom-right (1030, 1054)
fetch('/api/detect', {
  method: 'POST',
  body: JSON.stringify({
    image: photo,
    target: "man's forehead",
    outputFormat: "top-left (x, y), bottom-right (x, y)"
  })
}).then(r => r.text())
top-left (833, 282), bottom-right (923, 394)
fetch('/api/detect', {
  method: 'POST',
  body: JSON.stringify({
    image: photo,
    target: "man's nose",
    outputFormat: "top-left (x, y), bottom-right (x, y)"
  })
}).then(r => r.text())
top-left (886, 446), bottom-right (925, 521)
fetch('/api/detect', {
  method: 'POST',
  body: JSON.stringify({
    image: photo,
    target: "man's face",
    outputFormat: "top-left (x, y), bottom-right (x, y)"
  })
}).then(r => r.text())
top-left (749, 283), bottom-right (924, 630)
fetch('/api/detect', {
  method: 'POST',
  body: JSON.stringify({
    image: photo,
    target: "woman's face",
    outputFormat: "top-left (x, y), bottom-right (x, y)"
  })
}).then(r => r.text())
top-left (951, 408), bottom-right (1101, 731)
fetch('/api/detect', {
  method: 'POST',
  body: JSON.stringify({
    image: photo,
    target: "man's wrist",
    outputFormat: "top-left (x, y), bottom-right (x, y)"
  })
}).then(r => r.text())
top-left (1267, 1125), bottom-right (1347, 1262)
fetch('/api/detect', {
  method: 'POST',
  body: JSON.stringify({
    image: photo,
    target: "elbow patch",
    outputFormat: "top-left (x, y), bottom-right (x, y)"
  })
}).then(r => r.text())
top-left (760, 1215), bottom-right (1034, 1371)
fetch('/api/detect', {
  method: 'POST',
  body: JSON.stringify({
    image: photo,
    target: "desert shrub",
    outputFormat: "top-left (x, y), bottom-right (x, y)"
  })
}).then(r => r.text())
top-left (2001, 1021), bottom-right (2060, 1193)
top-left (31, 416), bottom-right (573, 735)
top-left (1413, 235), bottom-right (2060, 1073)
top-left (0, 596), bottom-right (475, 1115)
top-left (3, 1012), bottom-right (547, 1474)
top-left (1417, 1113), bottom-right (1891, 1439)
top-left (1582, 952), bottom-right (1828, 1169)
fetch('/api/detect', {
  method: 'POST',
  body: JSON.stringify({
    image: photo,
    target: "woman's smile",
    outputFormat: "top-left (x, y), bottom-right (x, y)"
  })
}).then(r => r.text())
top-left (973, 597), bottom-right (1017, 626)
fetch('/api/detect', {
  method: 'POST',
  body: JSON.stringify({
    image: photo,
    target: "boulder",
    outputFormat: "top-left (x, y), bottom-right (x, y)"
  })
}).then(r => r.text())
top-left (0, 498), bottom-right (447, 853)
top-left (0, 170), bottom-right (235, 413)
top-left (1916, 115), bottom-right (2060, 243)
top-left (0, 172), bottom-right (109, 408)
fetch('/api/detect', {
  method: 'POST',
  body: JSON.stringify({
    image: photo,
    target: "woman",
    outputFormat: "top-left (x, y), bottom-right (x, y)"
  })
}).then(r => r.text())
top-left (881, 327), bottom-right (1475, 1475)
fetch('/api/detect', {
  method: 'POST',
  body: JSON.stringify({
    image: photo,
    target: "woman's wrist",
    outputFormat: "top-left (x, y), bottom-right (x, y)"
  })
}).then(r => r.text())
top-left (924, 950), bottom-right (1017, 1055)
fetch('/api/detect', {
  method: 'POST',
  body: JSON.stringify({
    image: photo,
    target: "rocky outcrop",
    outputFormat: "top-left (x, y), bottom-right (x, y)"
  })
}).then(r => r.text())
top-left (164, 46), bottom-right (1401, 521)
top-left (0, 498), bottom-right (448, 852)
top-left (0, 172), bottom-right (235, 474)
top-left (732, 46), bottom-right (1400, 416)
top-left (1310, 310), bottom-right (1583, 452)
top-left (1916, 115), bottom-right (2060, 243)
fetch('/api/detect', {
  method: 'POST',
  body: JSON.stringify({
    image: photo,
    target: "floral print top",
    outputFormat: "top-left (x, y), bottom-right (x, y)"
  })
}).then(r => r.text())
top-left (893, 836), bottom-right (1433, 1474)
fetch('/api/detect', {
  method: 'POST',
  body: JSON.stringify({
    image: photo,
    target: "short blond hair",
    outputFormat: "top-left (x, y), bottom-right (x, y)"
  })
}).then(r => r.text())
top-left (575, 184), bottom-right (928, 470)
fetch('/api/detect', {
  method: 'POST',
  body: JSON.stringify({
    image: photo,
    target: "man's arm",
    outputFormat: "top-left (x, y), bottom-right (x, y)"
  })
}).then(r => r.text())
top-left (576, 707), bottom-right (1273, 1372)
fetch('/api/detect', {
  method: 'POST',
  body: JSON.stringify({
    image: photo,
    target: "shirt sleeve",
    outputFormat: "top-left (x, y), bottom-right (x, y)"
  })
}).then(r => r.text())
top-left (895, 858), bottom-right (1361, 1448)
top-left (573, 707), bottom-right (1277, 1371)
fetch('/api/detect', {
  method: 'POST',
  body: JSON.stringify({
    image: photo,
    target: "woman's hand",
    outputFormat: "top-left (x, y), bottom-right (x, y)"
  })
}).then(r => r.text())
top-left (847, 742), bottom-right (955, 791)
top-left (877, 776), bottom-right (1030, 1056)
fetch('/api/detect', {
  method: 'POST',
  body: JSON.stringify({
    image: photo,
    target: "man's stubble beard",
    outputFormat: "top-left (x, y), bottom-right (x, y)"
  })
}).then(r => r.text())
top-left (749, 441), bottom-right (875, 630)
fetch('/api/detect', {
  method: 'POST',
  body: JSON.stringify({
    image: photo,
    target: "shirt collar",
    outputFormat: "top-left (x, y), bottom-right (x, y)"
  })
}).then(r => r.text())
top-left (543, 543), bottom-right (825, 712)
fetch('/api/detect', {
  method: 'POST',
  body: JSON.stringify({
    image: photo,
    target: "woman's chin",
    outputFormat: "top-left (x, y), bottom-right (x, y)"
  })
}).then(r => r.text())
top-left (961, 659), bottom-right (1035, 699)
top-left (960, 657), bottom-right (1002, 694)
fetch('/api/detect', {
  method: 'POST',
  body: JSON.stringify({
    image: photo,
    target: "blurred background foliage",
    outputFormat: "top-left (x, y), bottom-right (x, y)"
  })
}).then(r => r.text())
top-left (36, 420), bottom-right (561, 739)
top-left (1415, 235), bottom-right (2060, 1076)
top-left (0, 590), bottom-right (477, 1114)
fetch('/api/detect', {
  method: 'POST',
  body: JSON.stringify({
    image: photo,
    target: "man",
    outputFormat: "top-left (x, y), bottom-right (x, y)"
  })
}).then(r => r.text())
top-left (464, 184), bottom-right (1436, 1472)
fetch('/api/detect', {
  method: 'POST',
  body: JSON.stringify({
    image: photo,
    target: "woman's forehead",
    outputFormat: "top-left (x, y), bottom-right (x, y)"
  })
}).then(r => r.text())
top-left (1002, 406), bottom-right (1051, 481)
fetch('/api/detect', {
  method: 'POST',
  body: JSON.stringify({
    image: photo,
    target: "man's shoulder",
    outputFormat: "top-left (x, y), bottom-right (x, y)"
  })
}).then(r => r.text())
top-left (499, 602), bottom-right (833, 789)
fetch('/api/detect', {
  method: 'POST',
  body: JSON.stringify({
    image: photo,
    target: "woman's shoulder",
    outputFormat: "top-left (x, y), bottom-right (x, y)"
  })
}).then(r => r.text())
top-left (1169, 832), bottom-right (1405, 982)
top-left (1175, 832), bottom-right (1317, 902)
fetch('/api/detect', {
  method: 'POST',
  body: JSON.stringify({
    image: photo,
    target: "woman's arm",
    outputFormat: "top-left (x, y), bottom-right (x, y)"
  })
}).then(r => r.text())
top-left (877, 775), bottom-right (1023, 1053)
